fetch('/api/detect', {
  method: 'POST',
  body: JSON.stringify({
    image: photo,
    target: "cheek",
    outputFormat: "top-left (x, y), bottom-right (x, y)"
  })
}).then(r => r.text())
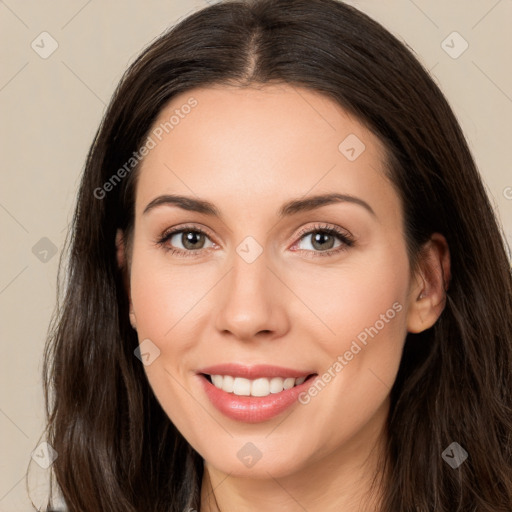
top-left (128, 250), bottom-right (212, 436)
top-left (129, 248), bottom-right (214, 341)
top-left (289, 244), bottom-right (409, 435)
top-left (289, 240), bottom-right (410, 357)
top-left (128, 249), bottom-right (211, 399)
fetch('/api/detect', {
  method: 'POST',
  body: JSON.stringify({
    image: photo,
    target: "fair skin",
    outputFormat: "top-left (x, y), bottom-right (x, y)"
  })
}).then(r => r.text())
top-left (116, 83), bottom-right (450, 511)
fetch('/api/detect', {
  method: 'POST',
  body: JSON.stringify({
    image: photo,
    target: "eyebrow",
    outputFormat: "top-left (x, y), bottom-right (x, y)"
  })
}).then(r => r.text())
top-left (142, 192), bottom-right (376, 218)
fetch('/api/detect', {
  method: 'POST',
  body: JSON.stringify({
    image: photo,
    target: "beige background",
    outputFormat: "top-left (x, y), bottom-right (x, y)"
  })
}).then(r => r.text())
top-left (1, 0), bottom-right (511, 509)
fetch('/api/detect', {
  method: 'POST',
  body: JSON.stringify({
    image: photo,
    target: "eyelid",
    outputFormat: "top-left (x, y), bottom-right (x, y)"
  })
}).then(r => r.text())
top-left (289, 223), bottom-right (355, 257)
top-left (155, 223), bottom-right (218, 256)
top-left (159, 223), bottom-right (217, 243)
top-left (293, 223), bottom-right (354, 244)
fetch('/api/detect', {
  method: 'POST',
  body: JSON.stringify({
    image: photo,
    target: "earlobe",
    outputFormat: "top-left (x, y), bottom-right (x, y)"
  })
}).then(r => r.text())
top-left (129, 309), bottom-right (137, 330)
top-left (406, 233), bottom-right (451, 333)
top-left (116, 229), bottom-right (137, 331)
top-left (115, 229), bottom-right (126, 270)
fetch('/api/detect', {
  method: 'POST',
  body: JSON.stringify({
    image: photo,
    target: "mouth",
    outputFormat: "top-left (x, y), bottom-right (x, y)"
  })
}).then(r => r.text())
top-left (196, 364), bottom-right (318, 423)
top-left (200, 373), bottom-right (317, 397)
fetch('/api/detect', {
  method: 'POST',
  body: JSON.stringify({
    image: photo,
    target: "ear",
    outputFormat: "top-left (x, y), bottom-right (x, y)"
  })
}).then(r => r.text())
top-left (406, 233), bottom-right (451, 333)
top-left (116, 229), bottom-right (137, 330)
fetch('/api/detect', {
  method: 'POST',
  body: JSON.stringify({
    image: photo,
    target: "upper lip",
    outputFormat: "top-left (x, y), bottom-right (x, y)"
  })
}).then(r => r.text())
top-left (197, 363), bottom-right (316, 380)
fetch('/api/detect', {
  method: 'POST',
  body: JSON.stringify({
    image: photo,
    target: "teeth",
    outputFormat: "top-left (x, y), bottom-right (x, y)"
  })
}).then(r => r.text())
top-left (269, 377), bottom-right (284, 394)
top-left (251, 378), bottom-right (270, 397)
top-left (283, 377), bottom-right (295, 390)
top-left (233, 377), bottom-right (251, 396)
top-left (222, 375), bottom-right (234, 393)
top-left (208, 375), bottom-right (309, 397)
top-left (211, 374), bottom-right (223, 388)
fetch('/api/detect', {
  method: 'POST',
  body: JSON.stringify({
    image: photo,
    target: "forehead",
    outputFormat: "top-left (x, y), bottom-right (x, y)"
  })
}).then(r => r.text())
top-left (134, 84), bottom-right (400, 225)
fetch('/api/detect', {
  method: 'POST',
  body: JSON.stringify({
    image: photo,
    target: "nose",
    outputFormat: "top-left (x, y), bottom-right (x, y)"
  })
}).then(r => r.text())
top-left (214, 249), bottom-right (290, 342)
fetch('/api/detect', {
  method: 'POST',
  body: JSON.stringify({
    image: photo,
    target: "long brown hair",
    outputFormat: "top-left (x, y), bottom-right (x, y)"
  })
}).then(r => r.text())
top-left (37, 0), bottom-right (512, 510)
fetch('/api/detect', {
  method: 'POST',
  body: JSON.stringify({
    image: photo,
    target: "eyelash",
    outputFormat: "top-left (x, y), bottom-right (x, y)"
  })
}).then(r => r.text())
top-left (155, 223), bottom-right (355, 258)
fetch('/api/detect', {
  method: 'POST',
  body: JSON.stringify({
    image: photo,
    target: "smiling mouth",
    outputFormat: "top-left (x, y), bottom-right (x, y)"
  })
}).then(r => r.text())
top-left (201, 373), bottom-right (317, 397)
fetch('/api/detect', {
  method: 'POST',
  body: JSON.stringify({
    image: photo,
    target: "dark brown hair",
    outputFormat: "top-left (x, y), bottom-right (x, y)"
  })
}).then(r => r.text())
top-left (36, 0), bottom-right (512, 510)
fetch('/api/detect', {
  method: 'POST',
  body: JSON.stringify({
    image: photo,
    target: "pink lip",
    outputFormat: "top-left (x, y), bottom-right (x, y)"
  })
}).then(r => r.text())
top-left (196, 364), bottom-right (317, 423)
top-left (197, 363), bottom-right (313, 379)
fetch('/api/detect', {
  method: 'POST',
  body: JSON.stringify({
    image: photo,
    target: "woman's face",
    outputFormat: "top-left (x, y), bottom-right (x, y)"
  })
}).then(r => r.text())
top-left (122, 84), bottom-right (423, 479)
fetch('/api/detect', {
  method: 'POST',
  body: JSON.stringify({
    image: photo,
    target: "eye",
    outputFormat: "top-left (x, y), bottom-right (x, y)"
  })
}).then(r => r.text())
top-left (156, 225), bottom-right (215, 256)
top-left (156, 222), bottom-right (355, 258)
top-left (292, 223), bottom-right (354, 257)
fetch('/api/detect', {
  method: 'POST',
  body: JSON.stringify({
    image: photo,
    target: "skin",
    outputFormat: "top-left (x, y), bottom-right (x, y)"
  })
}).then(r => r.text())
top-left (116, 83), bottom-right (450, 512)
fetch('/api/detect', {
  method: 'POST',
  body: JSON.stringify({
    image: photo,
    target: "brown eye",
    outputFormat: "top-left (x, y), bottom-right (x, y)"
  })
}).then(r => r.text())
top-left (290, 223), bottom-right (355, 258)
top-left (178, 231), bottom-right (207, 250)
top-left (295, 226), bottom-right (353, 254)
top-left (307, 231), bottom-right (337, 251)
top-left (157, 226), bottom-right (215, 255)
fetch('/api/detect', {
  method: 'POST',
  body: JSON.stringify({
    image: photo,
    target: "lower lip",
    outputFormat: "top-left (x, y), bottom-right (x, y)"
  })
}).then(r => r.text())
top-left (199, 374), bottom-right (317, 423)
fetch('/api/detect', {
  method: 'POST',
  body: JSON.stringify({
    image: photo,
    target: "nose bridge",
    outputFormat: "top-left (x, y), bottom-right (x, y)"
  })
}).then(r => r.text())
top-left (214, 240), bottom-right (287, 339)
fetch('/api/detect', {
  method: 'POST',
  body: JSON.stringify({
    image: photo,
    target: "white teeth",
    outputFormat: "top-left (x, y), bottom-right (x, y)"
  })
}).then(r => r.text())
top-left (283, 377), bottom-right (295, 390)
top-left (222, 375), bottom-right (234, 393)
top-left (208, 374), bottom-right (309, 397)
top-left (211, 374), bottom-right (223, 388)
top-left (251, 378), bottom-right (270, 397)
top-left (233, 377), bottom-right (251, 396)
top-left (269, 377), bottom-right (284, 393)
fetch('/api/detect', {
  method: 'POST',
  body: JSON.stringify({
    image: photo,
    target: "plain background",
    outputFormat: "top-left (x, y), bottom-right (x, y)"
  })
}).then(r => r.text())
top-left (1, 0), bottom-right (511, 509)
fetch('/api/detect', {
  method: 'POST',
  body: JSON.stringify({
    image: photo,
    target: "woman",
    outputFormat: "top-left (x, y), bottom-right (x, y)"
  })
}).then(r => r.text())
top-left (38, 0), bottom-right (512, 510)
